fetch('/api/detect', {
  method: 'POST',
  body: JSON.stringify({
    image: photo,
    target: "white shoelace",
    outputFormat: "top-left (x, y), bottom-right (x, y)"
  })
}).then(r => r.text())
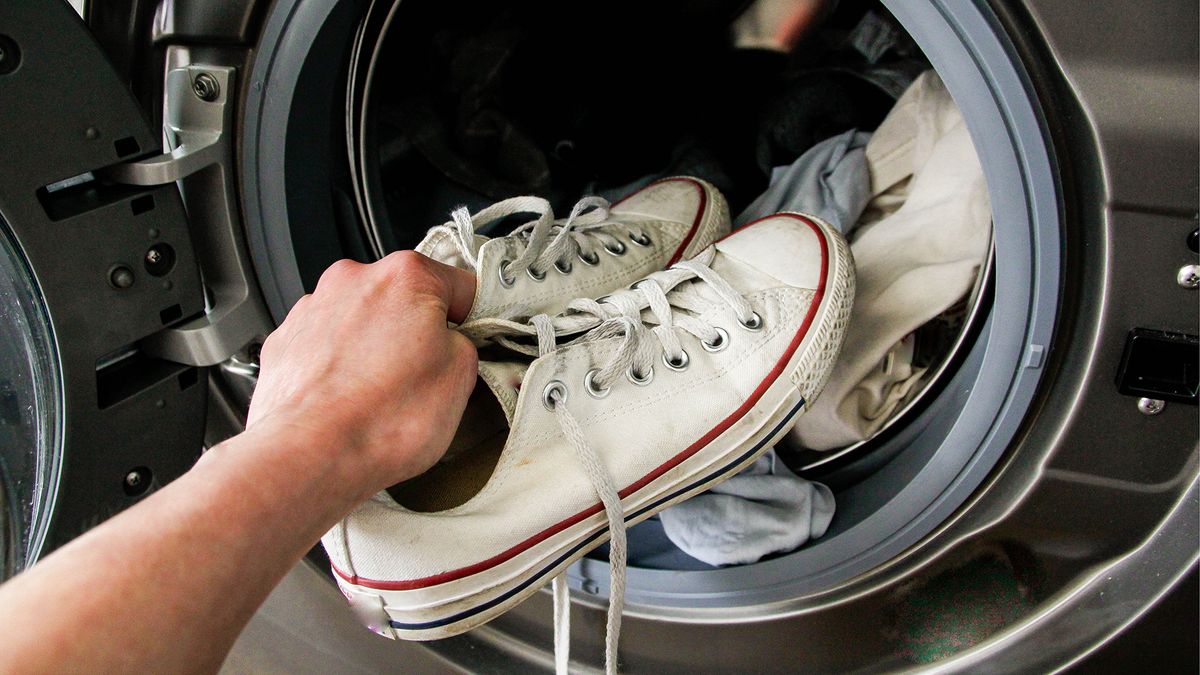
top-left (461, 250), bottom-right (757, 674)
top-left (430, 196), bottom-right (651, 282)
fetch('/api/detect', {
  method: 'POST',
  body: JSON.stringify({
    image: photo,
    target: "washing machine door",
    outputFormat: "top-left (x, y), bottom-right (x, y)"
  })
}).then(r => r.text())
top-left (0, 1), bottom-right (213, 575)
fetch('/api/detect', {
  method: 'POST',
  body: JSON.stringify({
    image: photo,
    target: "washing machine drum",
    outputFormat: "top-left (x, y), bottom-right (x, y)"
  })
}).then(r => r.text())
top-left (0, 0), bottom-right (1196, 671)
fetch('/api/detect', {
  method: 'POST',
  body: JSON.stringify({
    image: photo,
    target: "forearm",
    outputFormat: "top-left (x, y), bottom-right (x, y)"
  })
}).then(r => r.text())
top-left (0, 424), bottom-right (365, 674)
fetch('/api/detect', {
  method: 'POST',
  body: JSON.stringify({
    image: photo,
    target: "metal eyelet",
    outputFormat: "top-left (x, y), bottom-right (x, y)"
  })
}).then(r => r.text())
top-left (662, 350), bottom-right (690, 372)
top-left (626, 365), bottom-right (654, 386)
top-left (542, 380), bottom-right (567, 411)
top-left (701, 327), bottom-right (730, 353)
top-left (630, 232), bottom-right (652, 247)
top-left (584, 369), bottom-right (610, 398)
top-left (603, 240), bottom-right (627, 256)
top-left (739, 312), bottom-right (764, 331)
top-left (554, 259), bottom-right (573, 275)
top-left (526, 266), bottom-right (547, 282)
top-left (578, 250), bottom-right (600, 266)
top-left (497, 260), bottom-right (517, 288)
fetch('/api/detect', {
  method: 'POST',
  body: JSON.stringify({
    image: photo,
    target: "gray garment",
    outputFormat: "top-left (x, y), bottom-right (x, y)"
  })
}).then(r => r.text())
top-left (658, 451), bottom-right (835, 567)
top-left (735, 128), bottom-right (872, 232)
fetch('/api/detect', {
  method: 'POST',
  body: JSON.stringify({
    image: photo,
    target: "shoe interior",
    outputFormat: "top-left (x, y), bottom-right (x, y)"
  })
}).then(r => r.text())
top-left (386, 379), bottom-right (509, 512)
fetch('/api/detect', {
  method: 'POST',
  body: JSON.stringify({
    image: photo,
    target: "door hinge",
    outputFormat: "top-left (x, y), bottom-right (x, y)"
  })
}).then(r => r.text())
top-left (100, 65), bottom-right (272, 367)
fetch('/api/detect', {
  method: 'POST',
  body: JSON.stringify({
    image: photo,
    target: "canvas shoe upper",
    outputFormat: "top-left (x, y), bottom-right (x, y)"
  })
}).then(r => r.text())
top-left (416, 177), bottom-right (729, 322)
top-left (325, 212), bottom-right (854, 673)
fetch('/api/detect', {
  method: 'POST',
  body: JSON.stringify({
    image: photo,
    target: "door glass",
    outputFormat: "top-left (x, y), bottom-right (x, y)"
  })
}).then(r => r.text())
top-left (0, 217), bottom-right (62, 579)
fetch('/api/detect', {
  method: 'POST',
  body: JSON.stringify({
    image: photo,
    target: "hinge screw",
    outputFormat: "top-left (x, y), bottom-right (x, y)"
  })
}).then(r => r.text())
top-left (1137, 398), bottom-right (1165, 416)
top-left (1176, 264), bottom-right (1199, 289)
top-left (193, 72), bottom-right (220, 102)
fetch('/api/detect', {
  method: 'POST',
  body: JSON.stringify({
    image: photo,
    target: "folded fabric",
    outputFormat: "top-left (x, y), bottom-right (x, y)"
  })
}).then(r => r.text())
top-left (736, 128), bottom-right (872, 232)
top-left (789, 70), bottom-right (992, 450)
top-left (658, 451), bottom-right (835, 567)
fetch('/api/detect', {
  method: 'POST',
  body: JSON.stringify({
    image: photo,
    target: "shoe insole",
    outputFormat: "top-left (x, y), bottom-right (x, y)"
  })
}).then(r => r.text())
top-left (386, 379), bottom-right (509, 512)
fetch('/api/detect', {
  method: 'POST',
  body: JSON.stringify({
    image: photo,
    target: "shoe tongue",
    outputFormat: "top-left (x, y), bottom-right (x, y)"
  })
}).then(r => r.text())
top-left (476, 359), bottom-right (528, 425)
top-left (415, 228), bottom-right (490, 272)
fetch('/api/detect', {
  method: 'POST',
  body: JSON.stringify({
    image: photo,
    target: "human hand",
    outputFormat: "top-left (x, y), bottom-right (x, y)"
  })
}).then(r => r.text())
top-left (246, 251), bottom-right (478, 498)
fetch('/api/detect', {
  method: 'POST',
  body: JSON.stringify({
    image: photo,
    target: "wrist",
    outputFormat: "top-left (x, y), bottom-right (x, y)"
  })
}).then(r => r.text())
top-left (203, 418), bottom-right (377, 515)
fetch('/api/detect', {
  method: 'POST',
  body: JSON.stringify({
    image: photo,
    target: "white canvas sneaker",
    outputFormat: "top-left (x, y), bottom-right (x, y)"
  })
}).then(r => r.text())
top-left (325, 212), bottom-right (854, 673)
top-left (416, 177), bottom-right (730, 321)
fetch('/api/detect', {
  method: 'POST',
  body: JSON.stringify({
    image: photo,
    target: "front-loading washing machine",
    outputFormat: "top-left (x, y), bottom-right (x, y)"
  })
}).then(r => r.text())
top-left (0, 0), bottom-right (1196, 672)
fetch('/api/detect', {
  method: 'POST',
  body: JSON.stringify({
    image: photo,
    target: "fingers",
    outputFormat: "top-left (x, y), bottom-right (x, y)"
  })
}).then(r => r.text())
top-left (418, 257), bottom-right (477, 324)
top-left (312, 252), bottom-right (477, 323)
top-left (374, 251), bottom-right (477, 324)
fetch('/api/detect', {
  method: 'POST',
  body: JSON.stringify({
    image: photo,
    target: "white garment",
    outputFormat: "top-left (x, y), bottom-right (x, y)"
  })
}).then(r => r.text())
top-left (658, 451), bottom-right (835, 566)
top-left (789, 70), bottom-right (991, 450)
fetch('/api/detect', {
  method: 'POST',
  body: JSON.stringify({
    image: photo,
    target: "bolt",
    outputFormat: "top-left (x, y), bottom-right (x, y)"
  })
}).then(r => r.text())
top-left (123, 466), bottom-right (153, 496)
top-left (1137, 398), bottom-right (1165, 416)
top-left (1177, 264), bottom-right (1199, 289)
top-left (193, 72), bottom-right (220, 102)
top-left (109, 265), bottom-right (134, 289)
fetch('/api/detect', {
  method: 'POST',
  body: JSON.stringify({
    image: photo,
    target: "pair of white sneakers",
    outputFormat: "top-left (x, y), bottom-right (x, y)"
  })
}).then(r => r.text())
top-left (323, 177), bottom-right (855, 674)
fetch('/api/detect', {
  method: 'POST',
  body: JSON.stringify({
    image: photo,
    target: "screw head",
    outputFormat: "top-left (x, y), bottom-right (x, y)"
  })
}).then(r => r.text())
top-left (145, 248), bottom-right (162, 265)
top-left (1177, 264), bottom-right (1199, 289)
top-left (109, 265), bottom-right (134, 289)
top-left (123, 466), bottom-right (153, 496)
top-left (1137, 398), bottom-right (1165, 416)
top-left (192, 72), bottom-right (220, 102)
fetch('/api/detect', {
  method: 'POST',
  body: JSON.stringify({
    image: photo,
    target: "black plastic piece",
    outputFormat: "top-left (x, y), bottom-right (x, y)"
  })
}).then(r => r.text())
top-left (1116, 328), bottom-right (1199, 404)
top-left (0, 1), bottom-right (207, 555)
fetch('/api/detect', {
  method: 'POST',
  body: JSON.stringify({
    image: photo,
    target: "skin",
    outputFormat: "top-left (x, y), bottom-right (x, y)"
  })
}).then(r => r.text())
top-left (0, 251), bottom-right (479, 674)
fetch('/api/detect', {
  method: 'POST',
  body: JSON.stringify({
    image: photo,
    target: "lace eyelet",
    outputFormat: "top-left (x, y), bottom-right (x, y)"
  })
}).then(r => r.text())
top-left (497, 260), bottom-right (516, 288)
top-left (626, 365), bottom-right (654, 386)
top-left (604, 240), bottom-right (627, 256)
top-left (554, 259), bottom-right (573, 275)
top-left (739, 312), bottom-right (764, 331)
top-left (584, 369), bottom-right (610, 398)
top-left (701, 327), bottom-right (730, 353)
top-left (542, 380), bottom-right (567, 411)
top-left (630, 232), bottom-right (652, 247)
top-left (662, 350), bottom-right (689, 372)
top-left (526, 266), bottom-right (547, 282)
top-left (578, 250), bottom-right (600, 266)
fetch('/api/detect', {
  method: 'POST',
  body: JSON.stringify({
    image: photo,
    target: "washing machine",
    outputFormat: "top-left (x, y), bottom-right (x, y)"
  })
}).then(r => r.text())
top-left (0, 0), bottom-right (1196, 672)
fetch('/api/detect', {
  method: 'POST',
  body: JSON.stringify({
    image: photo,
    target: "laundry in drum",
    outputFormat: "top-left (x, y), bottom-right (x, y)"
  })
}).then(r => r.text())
top-left (330, 0), bottom-right (994, 671)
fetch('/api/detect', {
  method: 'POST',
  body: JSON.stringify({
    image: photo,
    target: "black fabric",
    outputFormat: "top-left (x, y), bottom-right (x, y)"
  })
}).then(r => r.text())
top-left (370, 0), bottom-right (924, 247)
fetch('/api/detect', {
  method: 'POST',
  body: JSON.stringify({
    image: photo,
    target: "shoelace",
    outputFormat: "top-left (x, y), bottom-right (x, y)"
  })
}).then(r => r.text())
top-left (433, 196), bottom-right (653, 283)
top-left (461, 249), bottom-right (759, 674)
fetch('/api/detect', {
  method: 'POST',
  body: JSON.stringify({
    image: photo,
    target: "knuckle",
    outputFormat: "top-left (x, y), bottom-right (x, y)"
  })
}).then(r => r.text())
top-left (319, 259), bottom-right (360, 285)
top-left (382, 251), bottom-right (439, 291)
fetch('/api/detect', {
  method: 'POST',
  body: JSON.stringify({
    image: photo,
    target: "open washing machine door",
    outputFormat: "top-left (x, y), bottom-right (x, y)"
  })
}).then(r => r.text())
top-left (0, 0), bottom-right (271, 575)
